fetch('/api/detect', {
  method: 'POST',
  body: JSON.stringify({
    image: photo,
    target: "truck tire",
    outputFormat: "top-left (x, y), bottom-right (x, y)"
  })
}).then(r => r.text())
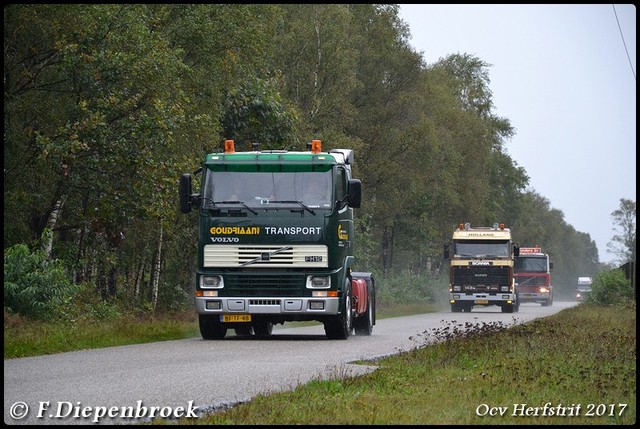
top-left (354, 292), bottom-right (373, 336)
top-left (451, 303), bottom-right (463, 312)
top-left (199, 315), bottom-right (227, 340)
top-left (324, 279), bottom-right (353, 340)
top-left (252, 318), bottom-right (274, 337)
top-left (547, 294), bottom-right (554, 306)
top-left (501, 303), bottom-right (514, 313)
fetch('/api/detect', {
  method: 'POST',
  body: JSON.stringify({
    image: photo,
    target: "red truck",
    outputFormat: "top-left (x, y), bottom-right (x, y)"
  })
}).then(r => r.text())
top-left (514, 246), bottom-right (553, 306)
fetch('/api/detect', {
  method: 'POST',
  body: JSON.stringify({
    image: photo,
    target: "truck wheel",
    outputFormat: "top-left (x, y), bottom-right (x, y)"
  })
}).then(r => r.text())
top-left (513, 301), bottom-right (520, 313)
top-left (199, 315), bottom-right (227, 340)
top-left (451, 303), bottom-right (463, 312)
top-left (253, 318), bottom-right (274, 337)
top-left (501, 304), bottom-right (514, 313)
top-left (354, 292), bottom-right (373, 336)
top-left (324, 279), bottom-right (353, 340)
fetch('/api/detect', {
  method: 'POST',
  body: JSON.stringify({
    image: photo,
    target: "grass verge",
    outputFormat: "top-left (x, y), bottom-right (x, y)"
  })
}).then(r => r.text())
top-left (3, 311), bottom-right (200, 359)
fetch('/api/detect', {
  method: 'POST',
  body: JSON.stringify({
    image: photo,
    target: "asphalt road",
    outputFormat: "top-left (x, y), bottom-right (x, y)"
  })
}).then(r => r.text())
top-left (4, 301), bottom-right (578, 425)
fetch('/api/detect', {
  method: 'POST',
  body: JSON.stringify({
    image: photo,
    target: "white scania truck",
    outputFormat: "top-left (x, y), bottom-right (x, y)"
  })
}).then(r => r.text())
top-left (444, 222), bottom-right (520, 313)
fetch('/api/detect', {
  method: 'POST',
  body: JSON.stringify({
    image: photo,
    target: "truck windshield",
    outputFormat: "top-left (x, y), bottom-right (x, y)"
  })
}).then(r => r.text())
top-left (454, 240), bottom-right (510, 257)
top-left (202, 170), bottom-right (333, 209)
top-left (514, 257), bottom-right (548, 273)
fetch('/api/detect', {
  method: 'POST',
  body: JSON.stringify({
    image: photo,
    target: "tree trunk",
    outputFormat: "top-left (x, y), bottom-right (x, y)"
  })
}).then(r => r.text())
top-left (151, 226), bottom-right (164, 311)
top-left (381, 224), bottom-right (395, 277)
top-left (134, 257), bottom-right (145, 301)
top-left (107, 266), bottom-right (117, 298)
top-left (41, 194), bottom-right (67, 258)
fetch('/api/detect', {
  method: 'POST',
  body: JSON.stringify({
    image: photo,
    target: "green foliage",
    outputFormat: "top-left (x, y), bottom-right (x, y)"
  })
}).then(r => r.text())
top-left (607, 198), bottom-right (636, 264)
top-left (3, 4), bottom-right (611, 320)
top-left (57, 284), bottom-right (124, 322)
top-left (376, 272), bottom-right (448, 308)
top-left (587, 268), bottom-right (635, 305)
top-left (511, 191), bottom-right (601, 299)
top-left (4, 243), bottom-right (79, 320)
top-left (221, 76), bottom-right (299, 149)
top-left (156, 284), bottom-right (191, 313)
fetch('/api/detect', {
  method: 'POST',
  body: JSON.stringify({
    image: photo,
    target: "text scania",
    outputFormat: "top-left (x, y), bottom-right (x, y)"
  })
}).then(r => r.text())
top-left (264, 226), bottom-right (321, 235)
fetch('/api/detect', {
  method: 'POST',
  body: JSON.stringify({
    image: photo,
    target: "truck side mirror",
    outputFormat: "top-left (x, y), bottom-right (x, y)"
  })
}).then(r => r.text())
top-left (443, 243), bottom-right (450, 260)
top-left (179, 173), bottom-right (193, 213)
top-left (347, 179), bottom-right (361, 208)
top-left (549, 262), bottom-right (554, 271)
top-left (513, 244), bottom-right (520, 257)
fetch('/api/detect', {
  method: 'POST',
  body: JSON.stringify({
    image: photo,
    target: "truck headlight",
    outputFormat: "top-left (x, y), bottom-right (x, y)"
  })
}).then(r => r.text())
top-left (307, 276), bottom-right (331, 289)
top-left (501, 286), bottom-right (509, 292)
top-left (452, 285), bottom-right (461, 292)
top-left (539, 287), bottom-right (548, 293)
top-left (200, 275), bottom-right (224, 289)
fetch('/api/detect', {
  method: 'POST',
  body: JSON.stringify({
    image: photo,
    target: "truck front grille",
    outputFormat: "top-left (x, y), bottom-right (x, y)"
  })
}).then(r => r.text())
top-left (453, 265), bottom-right (509, 291)
top-left (204, 244), bottom-right (328, 268)
top-left (223, 273), bottom-right (306, 297)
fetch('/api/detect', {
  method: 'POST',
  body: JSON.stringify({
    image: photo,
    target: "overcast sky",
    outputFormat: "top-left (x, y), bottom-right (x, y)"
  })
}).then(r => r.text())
top-left (398, 4), bottom-right (636, 264)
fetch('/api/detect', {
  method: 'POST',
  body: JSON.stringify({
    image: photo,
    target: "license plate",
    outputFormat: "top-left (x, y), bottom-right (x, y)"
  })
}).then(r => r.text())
top-left (222, 314), bottom-right (251, 323)
top-left (475, 299), bottom-right (489, 304)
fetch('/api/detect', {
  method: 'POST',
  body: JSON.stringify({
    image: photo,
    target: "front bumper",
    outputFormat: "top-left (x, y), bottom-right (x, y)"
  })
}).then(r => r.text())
top-left (518, 292), bottom-right (551, 303)
top-left (449, 293), bottom-right (516, 304)
top-left (195, 296), bottom-right (340, 315)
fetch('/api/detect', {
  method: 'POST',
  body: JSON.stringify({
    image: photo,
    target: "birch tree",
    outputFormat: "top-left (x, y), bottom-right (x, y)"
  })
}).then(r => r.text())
top-left (608, 198), bottom-right (636, 264)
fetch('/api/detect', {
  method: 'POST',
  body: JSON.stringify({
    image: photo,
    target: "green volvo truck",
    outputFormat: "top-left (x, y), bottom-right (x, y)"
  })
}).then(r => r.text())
top-left (179, 139), bottom-right (376, 340)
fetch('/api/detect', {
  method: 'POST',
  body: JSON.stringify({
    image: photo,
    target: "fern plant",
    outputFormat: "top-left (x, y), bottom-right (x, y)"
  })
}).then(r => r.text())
top-left (4, 242), bottom-right (78, 320)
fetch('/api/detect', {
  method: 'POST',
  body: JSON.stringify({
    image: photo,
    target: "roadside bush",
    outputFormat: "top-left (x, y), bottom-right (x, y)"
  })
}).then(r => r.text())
top-left (587, 268), bottom-right (634, 305)
top-left (376, 271), bottom-right (448, 307)
top-left (4, 243), bottom-right (79, 320)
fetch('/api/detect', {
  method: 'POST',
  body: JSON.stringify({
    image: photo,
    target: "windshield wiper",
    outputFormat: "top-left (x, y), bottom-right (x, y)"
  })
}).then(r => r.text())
top-left (268, 200), bottom-right (316, 215)
top-left (517, 277), bottom-right (535, 286)
top-left (213, 201), bottom-right (258, 215)
top-left (239, 246), bottom-right (293, 267)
